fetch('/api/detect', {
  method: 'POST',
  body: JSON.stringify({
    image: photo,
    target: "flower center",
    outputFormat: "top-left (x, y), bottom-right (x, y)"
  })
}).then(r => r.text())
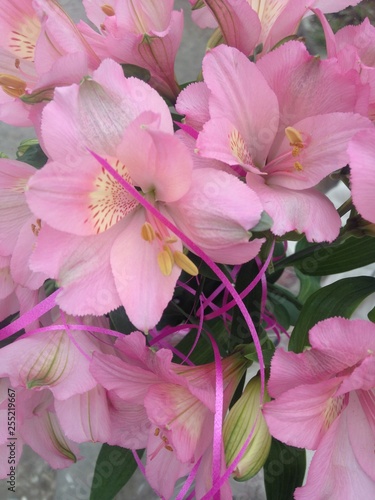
top-left (149, 427), bottom-right (174, 460)
top-left (88, 158), bottom-right (138, 234)
top-left (285, 126), bottom-right (306, 171)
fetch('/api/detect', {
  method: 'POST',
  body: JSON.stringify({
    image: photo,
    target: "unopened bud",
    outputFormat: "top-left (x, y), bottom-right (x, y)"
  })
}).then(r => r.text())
top-left (223, 376), bottom-right (271, 481)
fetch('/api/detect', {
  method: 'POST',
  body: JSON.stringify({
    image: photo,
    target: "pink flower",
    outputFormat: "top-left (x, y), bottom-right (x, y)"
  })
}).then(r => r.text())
top-left (26, 59), bottom-right (264, 330)
top-left (0, 0), bottom-right (98, 126)
top-left (316, 10), bottom-right (375, 120)
top-left (79, 0), bottom-right (183, 100)
top-left (263, 317), bottom-right (375, 499)
top-left (184, 43), bottom-right (372, 242)
top-left (189, 0), bottom-right (362, 56)
top-left (91, 331), bottom-right (249, 499)
top-left (0, 379), bottom-right (81, 478)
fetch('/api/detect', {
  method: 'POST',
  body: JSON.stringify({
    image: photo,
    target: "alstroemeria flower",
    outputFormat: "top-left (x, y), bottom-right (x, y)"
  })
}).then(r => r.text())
top-left (0, 0), bottom-right (99, 126)
top-left (0, 380), bottom-right (81, 478)
top-left (79, 0), bottom-right (183, 100)
top-left (316, 10), bottom-right (375, 121)
top-left (189, 0), bottom-right (362, 56)
top-left (183, 43), bottom-right (372, 241)
top-left (91, 331), bottom-right (249, 499)
top-left (263, 317), bottom-right (375, 499)
top-left (26, 59), bottom-right (264, 330)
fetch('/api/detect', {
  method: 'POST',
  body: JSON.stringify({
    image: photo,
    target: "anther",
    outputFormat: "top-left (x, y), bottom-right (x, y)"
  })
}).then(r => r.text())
top-left (0, 74), bottom-right (27, 98)
top-left (157, 249), bottom-right (174, 276)
top-left (294, 161), bottom-right (303, 171)
top-left (173, 251), bottom-right (199, 276)
top-left (154, 428), bottom-right (160, 437)
top-left (285, 126), bottom-right (303, 145)
top-left (141, 222), bottom-right (155, 242)
top-left (165, 445), bottom-right (173, 452)
top-left (101, 4), bottom-right (115, 16)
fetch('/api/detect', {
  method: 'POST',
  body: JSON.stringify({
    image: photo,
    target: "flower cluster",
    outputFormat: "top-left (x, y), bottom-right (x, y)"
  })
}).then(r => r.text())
top-left (0, 0), bottom-right (374, 499)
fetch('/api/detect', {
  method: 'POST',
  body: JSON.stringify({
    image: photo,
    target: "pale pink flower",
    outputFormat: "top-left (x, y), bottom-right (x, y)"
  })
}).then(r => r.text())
top-left (263, 317), bottom-right (375, 499)
top-left (0, 0), bottom-right (98, 126)
top-left (26, 59), bottom-right (264, 330)
top-left (185, 43), bottom-right (372, 241)
top-left (316, 10), bottom-right (375, 120)
top-left (91, 331), bottom-right (249, 499)
top-left (189, 0), bottom-right (362, 56)
top-left (0, 379), bottom-right (81, 478)
top-left (79, 0), bottom-right (183, 100)
top-left (0, 312), bottom-right (115, 444)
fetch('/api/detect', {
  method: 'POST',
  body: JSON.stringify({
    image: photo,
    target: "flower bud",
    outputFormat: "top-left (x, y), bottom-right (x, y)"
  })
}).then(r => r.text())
top-left (223, 376), bottom-right (271, 481)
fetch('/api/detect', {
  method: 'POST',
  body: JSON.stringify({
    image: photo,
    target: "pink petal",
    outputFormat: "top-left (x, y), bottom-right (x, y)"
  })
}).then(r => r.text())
top-left (55, 385), bottom-right (111, 443)
top-left (145, 383), bottom-right (214, 462)
top-left (348, 129), bottom-right (375, 223)
top-left (145, 430), bottom-right (192, 500)
top-left (246, 173), bottom-right (341, 242)
top-left (175, 82), bottom-right (211, 131)
top-left (267, 347), bottom-right (349, 399)
top-left (91, 352), bottom-right (165, 403)
top-left (204, 0), bottom-right (261, 55)
top-left (106, 391), bottom-right (150, 449)
top-left (263, 378), bottom-right (344, 450)
top-left (347, 391), bottom-right (375, 481)
top-left (201, 45), bottom-right (279, 167)
top-left (116, 114), bottom-right (193, 202)
top-left (295, 402), bottom-right (375, 499)
top-left (29, 224), bottom-right (122, 316)
top-left (170, 168), bottom-right (264, 264)
top-left (309, 318), bottom-right (375, 367)
top-left (110, 209), bottom-right (182, 331)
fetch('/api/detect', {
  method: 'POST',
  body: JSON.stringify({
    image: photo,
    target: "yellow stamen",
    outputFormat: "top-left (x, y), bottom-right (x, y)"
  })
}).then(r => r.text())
top-left (101, 4), bottom-right (115, 16)
top-left (0, 74), bottom-right (27, 98)
top-left (157, 249), bottom-right (174, 276)
top-left (285, 126), bottom-right (303, 145)
top-left (173, 251), bottom-right (199, 276)
top-left (141, 222), bottom-right (155, 242)
top-left (165, 445), bottom-right (174, 452)
top-left (165, 236), bottom-right (178, 244)
top-left (294, 161), bottom-right (303, 171)
top-left (154, 428), bottom-right (160, 437)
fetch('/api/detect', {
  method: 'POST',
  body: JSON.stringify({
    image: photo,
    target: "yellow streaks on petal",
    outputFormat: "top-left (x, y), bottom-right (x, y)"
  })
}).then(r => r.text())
top-left (323, 396), bottom-right (345, 431)
top-left (229, 129), bottom-right (252, 165)
top-left (173, 251), bottom-right (199, 276)
top-left (0, 74), bottom-right (26, 98)
top-left (101, 4), bottom-right (115, 16)
top-left (141, 222), bottom-right (156, 242)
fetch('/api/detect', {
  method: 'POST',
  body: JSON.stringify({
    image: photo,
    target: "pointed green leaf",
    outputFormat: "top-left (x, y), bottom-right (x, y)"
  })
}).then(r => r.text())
top-left (273, 236), bottom-right (375, 276)
top-left (289, 276), bottom-right (375, 353)
top-left (264, 438), bottom-right (306, 500)
top-left (90, 445), bottom-right (143, 500)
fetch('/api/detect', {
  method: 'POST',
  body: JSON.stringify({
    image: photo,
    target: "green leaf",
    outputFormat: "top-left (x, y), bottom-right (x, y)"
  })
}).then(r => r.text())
top-left (368, 306), bottom-right (375, 323)
top-left (121, 63), bottom-right (151, 82)
top-left (109, 307), bottom-right (136, 335)
top-left (90, 445), bottom-right (143, 500)
top-left (16, 141), bottom-right (48, 169)
top-left (267, 284), bottom-right (302, 329)
top-left (274, 236), bottom-right (375, 276)
top-left (295, 269), bottom-right (321, 303)
top-left (289, 276), bottom-right (375, 353)
top-left (264, 438), bottom-right (306, 500)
